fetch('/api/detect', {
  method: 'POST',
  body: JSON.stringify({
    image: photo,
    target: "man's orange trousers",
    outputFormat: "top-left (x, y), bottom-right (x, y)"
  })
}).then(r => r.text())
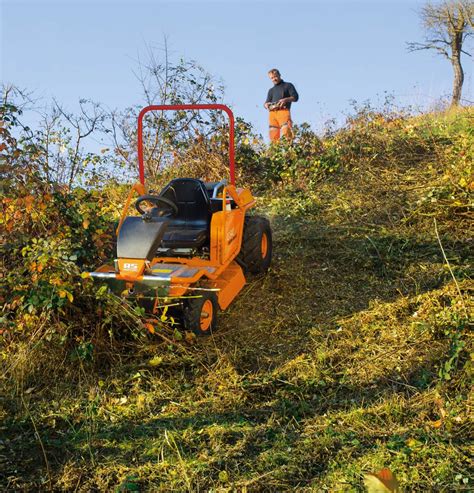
top-left (269, 109), bottom-right (293, 142)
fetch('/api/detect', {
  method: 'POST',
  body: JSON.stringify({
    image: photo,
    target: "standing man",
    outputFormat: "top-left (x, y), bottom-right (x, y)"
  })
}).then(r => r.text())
top-left (264, 69), bottom-right (299, 142)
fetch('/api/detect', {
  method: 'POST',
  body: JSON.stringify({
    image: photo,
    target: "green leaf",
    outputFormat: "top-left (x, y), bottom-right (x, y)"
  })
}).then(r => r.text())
top-left (218, 470), bottom-right (228, 482)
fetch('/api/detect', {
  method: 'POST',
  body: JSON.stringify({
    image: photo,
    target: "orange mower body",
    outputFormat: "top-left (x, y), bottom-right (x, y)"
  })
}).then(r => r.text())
top-left (88, 105), bottom-right (272, 335)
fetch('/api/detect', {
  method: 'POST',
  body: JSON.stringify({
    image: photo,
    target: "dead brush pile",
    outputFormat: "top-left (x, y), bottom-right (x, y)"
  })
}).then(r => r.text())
top-left (1, 104), bottom-right (472, 491)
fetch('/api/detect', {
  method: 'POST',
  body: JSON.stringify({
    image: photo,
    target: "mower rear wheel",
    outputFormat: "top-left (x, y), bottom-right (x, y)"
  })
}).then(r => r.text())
top-left (238, 215), bottom-right (272, 274)
top-left (183, 292), bottom-right (218, 336)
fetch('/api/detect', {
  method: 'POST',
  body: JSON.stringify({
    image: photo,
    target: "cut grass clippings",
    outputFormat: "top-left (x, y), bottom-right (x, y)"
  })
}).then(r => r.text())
top-left (1, 107), bottom-right (472, 492)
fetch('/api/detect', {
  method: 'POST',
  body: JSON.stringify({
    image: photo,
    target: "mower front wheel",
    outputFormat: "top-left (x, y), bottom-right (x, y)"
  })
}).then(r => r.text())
top-left (183, 292), bottom-right (218, 336)
top-left (238, 215), bottom-right (273, 274)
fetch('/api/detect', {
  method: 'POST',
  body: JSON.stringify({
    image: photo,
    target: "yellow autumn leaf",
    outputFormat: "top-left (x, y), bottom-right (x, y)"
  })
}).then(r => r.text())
top-left (59, 290), bottom-right (73, 302)
top-left (218, 470), bottom-right (229, 482)
top-left (406, 437), bottom-right (419, 448)
top-left (80, 272), bottom-right (90, 279)
top-left (364, 475), bottom-right (393, 492)
top-left (364, 468), bottom-right (400, 492)
top-left (83, 219), bottom-right (90, 229)
top-left (148, 356), bottom-right (162, 366)
top-left (160, 305), bottom-right (169, 322)
top-left (136, 394), bottom-right (147, 409)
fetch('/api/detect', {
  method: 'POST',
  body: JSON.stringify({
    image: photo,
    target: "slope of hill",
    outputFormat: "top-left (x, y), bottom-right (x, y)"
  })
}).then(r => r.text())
top-left (1, 106), bottom-right (472, 491)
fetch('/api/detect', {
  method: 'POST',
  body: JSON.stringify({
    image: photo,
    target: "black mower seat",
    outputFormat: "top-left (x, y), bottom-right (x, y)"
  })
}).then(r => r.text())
top-left (159, 178), bottom-right (212, 249)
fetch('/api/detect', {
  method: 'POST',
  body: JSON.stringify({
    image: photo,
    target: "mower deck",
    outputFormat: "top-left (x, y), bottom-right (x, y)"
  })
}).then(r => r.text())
top-left (90, 260), bottom-right (245, 310)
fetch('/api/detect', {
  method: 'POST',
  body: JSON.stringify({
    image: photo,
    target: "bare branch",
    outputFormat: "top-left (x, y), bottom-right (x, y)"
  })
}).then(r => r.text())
top-left (52, 98), bottom-right (106, 185)
top-left (104, 40), bottom-right (225, 180)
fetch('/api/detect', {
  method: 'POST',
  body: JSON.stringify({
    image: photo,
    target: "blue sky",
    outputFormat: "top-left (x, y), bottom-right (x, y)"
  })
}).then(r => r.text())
top-left (1, 0), bottom-right (473, 140)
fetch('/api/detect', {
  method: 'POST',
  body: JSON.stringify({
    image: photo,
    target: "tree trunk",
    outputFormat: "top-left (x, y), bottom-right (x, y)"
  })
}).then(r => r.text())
top-left (450, 34), bottom-right (464, 107)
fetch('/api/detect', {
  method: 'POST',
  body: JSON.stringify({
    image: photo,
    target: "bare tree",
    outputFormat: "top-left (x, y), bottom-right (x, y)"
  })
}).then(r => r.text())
top-left (2, 86), bottom-right (113, 188)
top-left (108, 40), bottom-right (226, 180)
top-left (408, 1), bottom-right (474, 106)
top-left (52, 99), bottom-right (107, 186)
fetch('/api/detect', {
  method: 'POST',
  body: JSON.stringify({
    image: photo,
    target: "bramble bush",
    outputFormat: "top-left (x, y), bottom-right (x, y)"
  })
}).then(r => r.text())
top-left (148, 117), bottom-right (340, 194)
top-left (0, 100), bottom-right (147, 382)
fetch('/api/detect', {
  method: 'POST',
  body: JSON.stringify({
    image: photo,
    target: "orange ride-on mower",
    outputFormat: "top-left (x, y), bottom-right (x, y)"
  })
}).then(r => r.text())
top-left (89, 104), bottom-right (272, 335)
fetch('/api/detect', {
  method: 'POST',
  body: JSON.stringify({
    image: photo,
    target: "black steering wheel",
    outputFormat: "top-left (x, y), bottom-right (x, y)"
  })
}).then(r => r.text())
top-left (135, 195), bottom-right (178, 218)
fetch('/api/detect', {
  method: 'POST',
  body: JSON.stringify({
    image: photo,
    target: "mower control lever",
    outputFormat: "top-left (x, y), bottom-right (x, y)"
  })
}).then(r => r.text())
top-left (135, 195), bottom-right (178, 218)
top-left (211, 180), bottom-right (227, 198)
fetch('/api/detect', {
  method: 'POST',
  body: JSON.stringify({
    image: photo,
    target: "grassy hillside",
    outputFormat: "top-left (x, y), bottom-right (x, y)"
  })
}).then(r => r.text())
top-left (1, 106), bottom-right (472, 491)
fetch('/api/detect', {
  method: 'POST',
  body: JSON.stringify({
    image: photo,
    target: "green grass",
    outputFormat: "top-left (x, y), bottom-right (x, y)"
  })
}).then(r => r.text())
top-left (1, 107), bottom-right (472, 492)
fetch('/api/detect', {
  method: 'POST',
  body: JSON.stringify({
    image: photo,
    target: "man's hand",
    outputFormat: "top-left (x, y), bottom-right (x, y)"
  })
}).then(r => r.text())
top-left (277, 97), bottom-right (295, 108)
top-left (264, 102), bottom-right (271, 110)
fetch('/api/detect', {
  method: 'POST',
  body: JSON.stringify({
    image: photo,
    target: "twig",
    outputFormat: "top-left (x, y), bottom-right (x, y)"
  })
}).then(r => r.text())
top-left (236, 469), bottom-right (276, 487)
top-left (73, 473), bottom-right (82, 492)
top-left (433, 218), bottom-right (467, 315)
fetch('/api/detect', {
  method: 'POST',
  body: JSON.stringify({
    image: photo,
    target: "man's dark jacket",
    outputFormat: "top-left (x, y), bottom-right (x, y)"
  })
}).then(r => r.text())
top-left (266, 81), bottom-right (299, 109)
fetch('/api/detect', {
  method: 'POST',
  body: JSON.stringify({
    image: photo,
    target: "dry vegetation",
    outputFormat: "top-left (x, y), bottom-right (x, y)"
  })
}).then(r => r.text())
top-left (1, 104), bottom-right (473, 491)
